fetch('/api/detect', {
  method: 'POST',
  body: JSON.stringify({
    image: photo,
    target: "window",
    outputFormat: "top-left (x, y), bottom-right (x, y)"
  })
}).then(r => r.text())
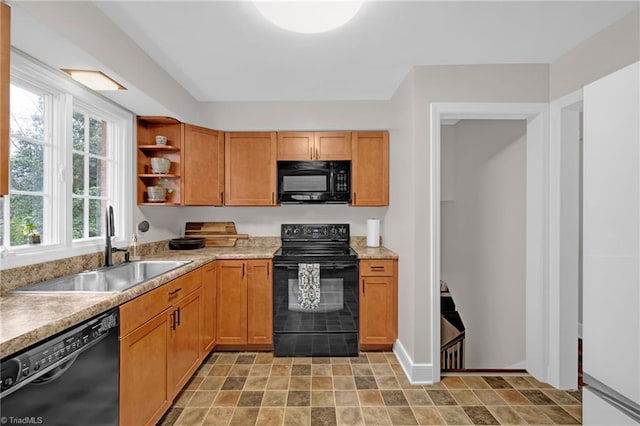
top-left (1, 52), bottom-right (133, 268)
top-left (72, 110), bottom-right (110, 240)
top-left (7, 84), bottom-right (48, 246)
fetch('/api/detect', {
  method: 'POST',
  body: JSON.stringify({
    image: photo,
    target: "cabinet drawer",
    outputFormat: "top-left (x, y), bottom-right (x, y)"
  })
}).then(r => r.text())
top-left (360, 260), bottom-right (394, 276)
top-left (120, 269), bottom-right (201, 337)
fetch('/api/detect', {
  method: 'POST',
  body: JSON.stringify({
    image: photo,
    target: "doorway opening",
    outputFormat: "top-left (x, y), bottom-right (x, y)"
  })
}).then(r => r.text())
top-left (439, 119), bottom-right (527, 373)
top-left (429, 102), bottom-right (563, 386)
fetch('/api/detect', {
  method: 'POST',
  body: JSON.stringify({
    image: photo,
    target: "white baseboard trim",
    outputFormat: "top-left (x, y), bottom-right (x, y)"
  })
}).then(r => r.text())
top-left (393, 339), bottom-right (434, 384)
top-left (579, 322), bottom-right (583, 339)
top-left (505, 360), bottom-right (527, 370)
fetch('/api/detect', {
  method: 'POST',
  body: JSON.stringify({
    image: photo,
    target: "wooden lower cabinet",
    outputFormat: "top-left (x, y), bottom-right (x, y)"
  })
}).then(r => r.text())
top-left (167, 290), bottom-right (201, 399)
top-left (359, 259), bottom-right (398, 349)
top-left (217, 260), bottom-right (247, 344)
top-left (201, 261), bottom-right (217, 354)
top-left (119, 312), bottom-right (169, 426)
top-left (217, 259), bottom-right (272, 346)
top-left (247, 260), bottom-right (273, 344)
top-left (119, 269), bottom-right (202, 426)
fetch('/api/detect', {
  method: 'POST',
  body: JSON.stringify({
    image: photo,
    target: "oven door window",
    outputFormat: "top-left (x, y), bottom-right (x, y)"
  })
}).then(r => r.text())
top-left (273, 263), bottom-right (358, 334)
top-left (288, 278), bottom-right (343, 312)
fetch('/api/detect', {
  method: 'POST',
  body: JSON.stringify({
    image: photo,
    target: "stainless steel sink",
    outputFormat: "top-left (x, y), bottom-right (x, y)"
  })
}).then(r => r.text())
top-left (11, 260), bottom-right (192, 294)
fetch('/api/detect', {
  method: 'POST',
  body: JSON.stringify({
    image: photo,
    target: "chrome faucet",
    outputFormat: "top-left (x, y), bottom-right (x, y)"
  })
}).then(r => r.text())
top-left (105, 206), bottom-right (128, 266)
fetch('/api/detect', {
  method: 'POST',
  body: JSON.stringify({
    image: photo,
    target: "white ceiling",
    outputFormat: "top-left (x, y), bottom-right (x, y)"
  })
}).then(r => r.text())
top-left (62, 1), bottom-right (640, 102)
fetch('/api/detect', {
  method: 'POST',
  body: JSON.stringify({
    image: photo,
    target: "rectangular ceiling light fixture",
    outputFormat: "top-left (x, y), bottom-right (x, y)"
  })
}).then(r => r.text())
top-left (62, 69), bottom-right (126, 91)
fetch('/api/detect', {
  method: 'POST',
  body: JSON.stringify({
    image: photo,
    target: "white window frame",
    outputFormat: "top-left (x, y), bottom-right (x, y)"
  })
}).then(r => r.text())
top-left (1, 51), bottom-right (133, 270)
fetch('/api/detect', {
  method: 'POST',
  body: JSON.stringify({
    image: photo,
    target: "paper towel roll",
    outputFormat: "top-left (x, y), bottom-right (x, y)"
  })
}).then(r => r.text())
top-left (367, 219), bottom-right (380, 247)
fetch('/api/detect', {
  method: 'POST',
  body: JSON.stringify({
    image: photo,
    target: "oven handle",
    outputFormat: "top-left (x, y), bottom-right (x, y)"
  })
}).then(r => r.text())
top-left (273, 262), bottom-right (357, 270)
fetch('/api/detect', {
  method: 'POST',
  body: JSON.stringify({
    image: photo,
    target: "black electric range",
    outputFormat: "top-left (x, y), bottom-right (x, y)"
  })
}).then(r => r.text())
top-left (272, 224), bottom-right (359, 356)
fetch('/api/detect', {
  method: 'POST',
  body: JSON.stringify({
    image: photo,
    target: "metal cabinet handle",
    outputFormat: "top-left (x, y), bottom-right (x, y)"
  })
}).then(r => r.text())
top-left (272, 192), bottom-right (275, 205)
top-left (362, 279), bottom-right (365, 295)
top-left (168, 287), bottom-right (182, 297)
top-left (171, 311), bottom-right (176, 330)
top-left (221, 191), bottom-right (224, 204)
top-left (309, 146), bottom-right (313, 159)
top-left (371, 266), bottom-right (385, 270)
top-left (176, 307), bottom-right (181, 326)
top-left (242, 263), bottom-right (245, 277)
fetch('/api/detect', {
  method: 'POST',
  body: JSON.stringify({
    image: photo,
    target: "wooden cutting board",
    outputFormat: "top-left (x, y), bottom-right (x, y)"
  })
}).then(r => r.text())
top-left (184, 222), bottom-right (248, 247)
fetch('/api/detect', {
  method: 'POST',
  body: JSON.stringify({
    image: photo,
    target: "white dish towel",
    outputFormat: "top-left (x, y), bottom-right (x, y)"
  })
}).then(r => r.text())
top-left (298, 263), bottom-right (321, 310)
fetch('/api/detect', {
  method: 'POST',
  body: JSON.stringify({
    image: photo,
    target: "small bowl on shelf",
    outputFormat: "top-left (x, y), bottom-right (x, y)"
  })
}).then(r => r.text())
top-left (150, 157), bottom-right (171, 174)
top-left (146, 186), bottom-right (168, 202)
top-left (155, 135), bottom-right (168, 145)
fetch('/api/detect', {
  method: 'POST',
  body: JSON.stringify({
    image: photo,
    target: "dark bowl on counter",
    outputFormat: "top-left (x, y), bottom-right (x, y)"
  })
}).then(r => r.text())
top-left (169, 237), bottom-right (205, 250)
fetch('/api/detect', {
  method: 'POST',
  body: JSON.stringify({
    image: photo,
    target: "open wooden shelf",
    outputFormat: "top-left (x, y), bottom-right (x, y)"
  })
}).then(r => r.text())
top-left (138, 174), bottom-right (180, 178)
top-left (138, 145), bottom-right (180, 152)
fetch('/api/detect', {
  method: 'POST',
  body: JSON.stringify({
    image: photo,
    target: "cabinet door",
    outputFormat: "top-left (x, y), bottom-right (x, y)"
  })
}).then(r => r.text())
top-left (168, 289), bottom-right (202, 399)
top-left (201, 262), bottom-right (217, 354)
top-left (315, 132), bottom-right (351, 160)
top-left (351, 132), bottom-right (389, 206)
top-left (0, 3), bottom-right (9, 196)
top-left (184, 124), bottom-right (224, 205)
top-left (120, 312), bottom-right (170, 426)
top-left (224, 132), bottom-right (277, 206)
top-left (247, 260), bottom-right (273, 345)
top-left (217, 260), bottom-right (247, 344)
top-left (359, 275), bottom-right (395, 345)
top-left (277, 132), bottom-right (314, 160)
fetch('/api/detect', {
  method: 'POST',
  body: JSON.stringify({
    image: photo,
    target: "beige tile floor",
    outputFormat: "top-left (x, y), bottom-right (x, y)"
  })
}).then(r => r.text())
top-left (158, 352), bottom-right (582, 425)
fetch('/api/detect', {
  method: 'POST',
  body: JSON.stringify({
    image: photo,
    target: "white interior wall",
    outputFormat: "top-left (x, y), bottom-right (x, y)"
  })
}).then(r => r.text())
top-left (550, 9), bottom-right (640, 100)
top-left (385, 64), bottom-right (549, 381)
top-left (440, 119), bottom-right (526, 369)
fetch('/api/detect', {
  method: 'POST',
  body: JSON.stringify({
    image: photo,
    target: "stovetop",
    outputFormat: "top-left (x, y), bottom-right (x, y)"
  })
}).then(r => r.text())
top-left (274, 224), bottom-right (356, 262)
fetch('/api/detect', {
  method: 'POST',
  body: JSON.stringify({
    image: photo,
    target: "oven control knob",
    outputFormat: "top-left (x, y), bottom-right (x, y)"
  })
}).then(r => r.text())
top-left (321, 228), bottom-right (328, 236)
top-left (292, 227), bottom-right (300, 235)
top-left (283, 226), bottom-right (293, 236)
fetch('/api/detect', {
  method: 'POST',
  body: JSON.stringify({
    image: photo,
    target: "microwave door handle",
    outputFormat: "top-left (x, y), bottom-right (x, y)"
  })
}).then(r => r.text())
top-left (330, 168), bottom-right (335, 197)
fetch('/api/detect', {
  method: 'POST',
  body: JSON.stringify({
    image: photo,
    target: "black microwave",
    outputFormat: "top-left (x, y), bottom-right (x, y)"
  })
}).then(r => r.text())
top-left (277, 161), bottom-right (351, 203)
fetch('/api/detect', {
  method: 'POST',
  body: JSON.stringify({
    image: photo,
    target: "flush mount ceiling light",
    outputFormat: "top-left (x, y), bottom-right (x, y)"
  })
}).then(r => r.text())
top-left (62, 69), bottom-right (126, 91)
top-left (253, 0), bottom-right (363, 34)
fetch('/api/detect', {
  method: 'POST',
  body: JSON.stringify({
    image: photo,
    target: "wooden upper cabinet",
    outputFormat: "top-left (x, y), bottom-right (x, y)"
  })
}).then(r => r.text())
top-left (277, 131), bottom-right (351, 161)
top-left (224, 132), bottom-right (277, 206)
top-left (315, 132), bottom-right (351, 160)
top-left (0, 2), bottom-right (10, 196)
top-left (277, 132), bottom-right (314, 160)
top-left (351, 131), bottom-right (389, 206)
top-left (183, 124), bottom-right (224, 206)
top-left (136, 116), bottom-right (184, 205)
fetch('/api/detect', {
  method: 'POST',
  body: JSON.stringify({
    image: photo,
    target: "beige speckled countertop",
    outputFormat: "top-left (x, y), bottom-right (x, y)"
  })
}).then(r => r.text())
top-left (351, 240), bottom-right (399, 259)
top-left (1, 239), bottom-right (397, 359)
top-left (0, 244), bottom-right (279, 358)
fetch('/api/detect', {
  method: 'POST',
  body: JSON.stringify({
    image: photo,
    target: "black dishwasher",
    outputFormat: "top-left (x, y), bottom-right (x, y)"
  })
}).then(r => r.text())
top-left (0, 309), bottom-right (119, 426)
